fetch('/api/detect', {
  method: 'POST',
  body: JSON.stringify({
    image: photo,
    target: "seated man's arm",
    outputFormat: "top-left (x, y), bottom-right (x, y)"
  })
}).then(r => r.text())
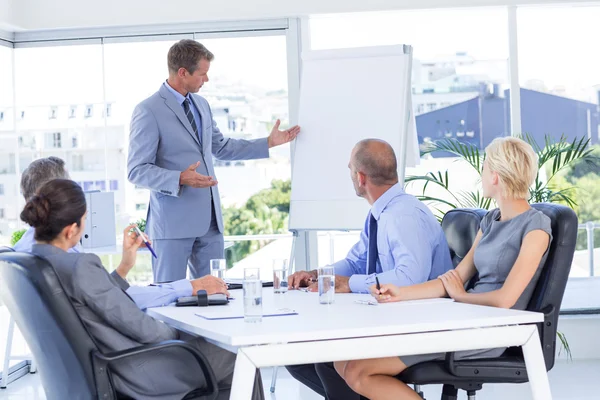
top-left (127, 281), bottom-right (192, 310)
top-left (109, 270), bottom-right (192, 310)
top-left (348, 215), bottom-right (432, 293)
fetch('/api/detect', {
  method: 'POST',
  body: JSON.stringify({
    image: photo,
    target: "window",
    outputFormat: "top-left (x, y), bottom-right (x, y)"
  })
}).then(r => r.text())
top-left (71, 154), bottom-right (84, 171)
top-left (53, 132), bottom-right (62, 148)
top-left (518, 4), bottom-right (600, 278)
top-left (310, 8), bottom-right (509, 261)
top-left (0, 183), bottom-right (4, 195)
top-left (135, 203), bottom-right (147, 211)
top-left (69, 105), bottom-right (77, 118)
top-left (84, 104), bottom-right (94, 118)
top-left (110, 180), bottom-right (119, 191)
top-left (49, 106), bottom-right (58, 119)
top-left (0, 209), bottom-right (4, 219)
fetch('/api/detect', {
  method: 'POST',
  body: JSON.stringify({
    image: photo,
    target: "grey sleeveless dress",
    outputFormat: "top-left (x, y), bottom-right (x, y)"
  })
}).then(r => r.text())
top-left (400, 207), bottom-right (552, 368)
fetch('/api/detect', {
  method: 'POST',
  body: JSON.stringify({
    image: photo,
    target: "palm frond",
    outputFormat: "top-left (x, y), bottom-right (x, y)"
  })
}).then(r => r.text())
top-left (557, 331), bottom-right (572, 361)
top-left (413, 195), bottom-right (458, 210)
top-left (547, 136), bottom-right (599, 182)
top-left (420, 138), bottom-right (483, 174)
top-left (457, 191), bottom-right (494, 210)
top-left (406, 171), bottom-right (461, 205)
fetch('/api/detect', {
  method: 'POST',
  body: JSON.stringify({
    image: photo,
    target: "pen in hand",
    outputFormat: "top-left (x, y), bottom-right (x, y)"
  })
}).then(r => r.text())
top-left (133, 225), bottom-right (158, 259)
top-left (375, 276), bottom-right (381, 294)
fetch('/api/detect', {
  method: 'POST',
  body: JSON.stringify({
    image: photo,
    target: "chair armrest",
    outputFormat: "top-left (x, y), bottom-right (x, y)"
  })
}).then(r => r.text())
top-left (92, 340), bottom-right (218, 400)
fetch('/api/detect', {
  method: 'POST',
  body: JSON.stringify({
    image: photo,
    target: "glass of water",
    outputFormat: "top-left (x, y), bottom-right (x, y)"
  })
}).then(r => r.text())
top-left (243, 268), bottom-right (262, 323)
top-left (318, 265), bottom-right (335, 304)
top-left (210, 259), bottom-right (226, 279)
top-left (273, 259), bottom-right (289, 294)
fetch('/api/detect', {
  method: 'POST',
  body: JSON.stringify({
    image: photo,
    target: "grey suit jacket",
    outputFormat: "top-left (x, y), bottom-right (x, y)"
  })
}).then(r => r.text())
top-left (127, 83), bottom-right (270, 240)
top-left (31, 244), bottom-right (208, 400)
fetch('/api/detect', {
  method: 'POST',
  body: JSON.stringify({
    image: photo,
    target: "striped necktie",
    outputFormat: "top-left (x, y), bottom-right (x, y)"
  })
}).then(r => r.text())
top-left (183, 98), bottom-right (201, 144)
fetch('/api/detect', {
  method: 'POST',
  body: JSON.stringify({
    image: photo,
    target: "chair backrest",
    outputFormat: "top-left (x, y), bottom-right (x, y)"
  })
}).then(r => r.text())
top-left (0, 246), bottom-right (14, 253)
top-left (443, 204), bottom-right (578, 371)
top-left (526, 203), bottom-right (578, 370)
top-left (441, 208), bottom-right (488, 267)
top-left (0, 252), bottom-right (103, 400)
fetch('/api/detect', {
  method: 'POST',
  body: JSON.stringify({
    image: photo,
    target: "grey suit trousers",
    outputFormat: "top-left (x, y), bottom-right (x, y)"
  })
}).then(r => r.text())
top-left (152, 203), bottom-right (224, 282)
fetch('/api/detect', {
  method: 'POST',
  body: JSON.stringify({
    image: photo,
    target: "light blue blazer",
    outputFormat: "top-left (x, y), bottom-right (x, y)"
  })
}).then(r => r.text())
top-left (127, 84), bottom-right (269, 240)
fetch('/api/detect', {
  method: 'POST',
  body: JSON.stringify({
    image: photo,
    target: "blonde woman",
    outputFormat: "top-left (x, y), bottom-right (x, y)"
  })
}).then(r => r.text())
top-left (333, 137), bottom-right (553, 400)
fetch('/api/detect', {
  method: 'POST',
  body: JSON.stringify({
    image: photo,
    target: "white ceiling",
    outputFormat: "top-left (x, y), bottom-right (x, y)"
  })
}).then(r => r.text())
top-left (0, 0), bottom-right (594, 33)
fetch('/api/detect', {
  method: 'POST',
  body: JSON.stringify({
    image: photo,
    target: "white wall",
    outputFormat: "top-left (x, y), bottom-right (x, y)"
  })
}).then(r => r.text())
top-left (2, 0), bottom-right (595, 31)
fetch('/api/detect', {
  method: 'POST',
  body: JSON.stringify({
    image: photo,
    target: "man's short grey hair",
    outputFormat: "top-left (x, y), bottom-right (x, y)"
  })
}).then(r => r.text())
top-left (352, 139), bottom-right (399, 186)
top-left (21, 156), bottom-right (70, 201)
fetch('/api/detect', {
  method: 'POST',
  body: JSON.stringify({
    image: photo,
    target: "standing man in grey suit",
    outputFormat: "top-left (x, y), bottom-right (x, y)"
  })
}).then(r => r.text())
top-left (128, 39), bottom-right (300, 282)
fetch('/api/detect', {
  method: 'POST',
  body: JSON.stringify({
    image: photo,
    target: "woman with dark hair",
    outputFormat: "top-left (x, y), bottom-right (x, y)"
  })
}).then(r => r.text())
top-left (23, 179), bottom-right (264, 400)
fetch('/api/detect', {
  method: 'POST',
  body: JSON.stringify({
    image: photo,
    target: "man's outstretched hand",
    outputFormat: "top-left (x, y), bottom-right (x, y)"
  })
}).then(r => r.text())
top-left (180, 161), bottom-right (218, 188)
top-left (268, 119), bottom-right (300, 148)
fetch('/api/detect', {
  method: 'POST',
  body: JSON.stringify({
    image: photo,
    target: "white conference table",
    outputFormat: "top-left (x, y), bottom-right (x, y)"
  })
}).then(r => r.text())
top-left (147, 289), bottom-right (551, 400)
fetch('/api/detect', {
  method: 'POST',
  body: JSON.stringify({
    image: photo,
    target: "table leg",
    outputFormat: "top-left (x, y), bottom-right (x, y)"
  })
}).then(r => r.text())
top-left (1, 317), bottom-right (15, 389)
top-left (230, 348), bottom-right (258, 400)
top-left (522, 327), bottom-right (552, 400)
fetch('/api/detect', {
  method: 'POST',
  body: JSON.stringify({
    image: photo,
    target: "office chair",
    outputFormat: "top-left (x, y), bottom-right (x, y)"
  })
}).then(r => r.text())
top-left (399, 203), bottom-right (578, 400)
top-left (0, 252), bottom-right (219, 400)
top-left (0, 246), bottom-right (35, 389)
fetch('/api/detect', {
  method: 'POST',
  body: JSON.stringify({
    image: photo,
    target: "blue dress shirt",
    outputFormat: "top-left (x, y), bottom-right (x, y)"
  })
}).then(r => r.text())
top-left (332, 183), bottom-right (453, 293)
top-left (14, 226), bottom-right (192, 310)
top-left (164, 80), bottom-right (202, 137)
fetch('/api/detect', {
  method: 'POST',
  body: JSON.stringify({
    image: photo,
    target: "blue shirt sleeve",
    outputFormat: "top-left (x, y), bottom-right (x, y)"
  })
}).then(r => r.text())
top-left (333, 222), bottom-right (369, 278)
top-left (125, 279), bottom-right (193, 310)
top-left (348, 213), bottom-right (433, 293)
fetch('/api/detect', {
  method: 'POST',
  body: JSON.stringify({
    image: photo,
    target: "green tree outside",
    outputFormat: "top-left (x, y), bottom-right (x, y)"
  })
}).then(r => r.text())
top-left (222, 179), bottom-right (291, 266)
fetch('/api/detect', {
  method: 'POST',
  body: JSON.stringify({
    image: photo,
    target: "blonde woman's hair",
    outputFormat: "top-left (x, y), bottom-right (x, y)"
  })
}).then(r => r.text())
top-left (484, 137), bottom-right (538, 199)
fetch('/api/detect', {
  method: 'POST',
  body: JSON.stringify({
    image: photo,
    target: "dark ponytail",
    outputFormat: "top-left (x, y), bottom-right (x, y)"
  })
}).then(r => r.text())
top-left (20, 179), bottom-right (87, 242)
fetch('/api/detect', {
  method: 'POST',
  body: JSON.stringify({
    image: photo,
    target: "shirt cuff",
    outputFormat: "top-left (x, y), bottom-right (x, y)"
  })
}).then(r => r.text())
top-left (169, 279), bottom-right (193, 298)
top-left (348, 274), bottom-right (375, 294)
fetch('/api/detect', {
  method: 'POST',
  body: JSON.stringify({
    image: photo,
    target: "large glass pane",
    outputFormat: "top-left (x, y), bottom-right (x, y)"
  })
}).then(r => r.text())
top-left (104, 35), bottom-right (289, 279)
top-left (10, 44), bottom-right (105, 244)
top-left (0, 45), bottom-right (15, 246)
top-left (309, 9), bottom-right (509, 259)
top-left (519, 4), bottom-right (600, 279)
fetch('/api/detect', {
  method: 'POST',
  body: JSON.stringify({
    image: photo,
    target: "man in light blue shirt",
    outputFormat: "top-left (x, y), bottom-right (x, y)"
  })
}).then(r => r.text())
top-left (13, 157), bottom-right (226, 310)
top-left (288, 139), bottom-right (452, 294)
top-left (286, 139), bottom-right (453, 400)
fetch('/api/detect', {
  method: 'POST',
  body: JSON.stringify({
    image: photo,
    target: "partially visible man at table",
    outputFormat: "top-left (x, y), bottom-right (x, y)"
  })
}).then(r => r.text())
top-left (285, 139), bottom-right (453, 400)
top-left (12, 156), bottom-right (228, 311)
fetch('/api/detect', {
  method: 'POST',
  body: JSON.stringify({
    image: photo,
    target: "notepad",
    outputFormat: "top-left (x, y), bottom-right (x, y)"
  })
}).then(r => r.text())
top-left (195, 307), bottom-right (298, 320)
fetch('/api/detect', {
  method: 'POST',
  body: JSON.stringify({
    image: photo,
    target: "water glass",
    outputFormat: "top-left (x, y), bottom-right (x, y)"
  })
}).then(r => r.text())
top-left (243, 268), bottom-right (262, 323)
top-left (273, 259), bottom-right (289, 294)
top-left (210, 259), bottom-right (226, 279)
top-left (318, 265), bottom-right (335, 304)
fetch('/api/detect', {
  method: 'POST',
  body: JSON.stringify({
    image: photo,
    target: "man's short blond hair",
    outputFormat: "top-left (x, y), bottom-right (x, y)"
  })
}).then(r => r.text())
top-left (485, 137), bottom-right (538, 199)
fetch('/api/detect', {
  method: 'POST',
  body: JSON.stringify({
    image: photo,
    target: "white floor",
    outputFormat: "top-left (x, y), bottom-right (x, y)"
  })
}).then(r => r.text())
top-left (1, 359), bottom-right (599, 400)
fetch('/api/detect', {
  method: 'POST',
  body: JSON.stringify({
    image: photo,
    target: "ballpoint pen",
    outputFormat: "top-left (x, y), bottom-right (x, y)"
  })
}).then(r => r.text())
top-left (134, 225), bottom-right (158, 259)
top-left (375, 276), bottom-right (381, 292)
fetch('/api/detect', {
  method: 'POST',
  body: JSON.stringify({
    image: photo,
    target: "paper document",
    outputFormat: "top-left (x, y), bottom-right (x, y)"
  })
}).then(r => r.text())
top-left (195, 307), bottom-right (297, 320)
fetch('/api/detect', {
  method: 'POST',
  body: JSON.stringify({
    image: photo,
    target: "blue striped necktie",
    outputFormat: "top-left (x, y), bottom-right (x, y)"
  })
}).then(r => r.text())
top-left (367, 214), bottom-right (379, 275)
top-left (183, 98), bottom-right (201, 145)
